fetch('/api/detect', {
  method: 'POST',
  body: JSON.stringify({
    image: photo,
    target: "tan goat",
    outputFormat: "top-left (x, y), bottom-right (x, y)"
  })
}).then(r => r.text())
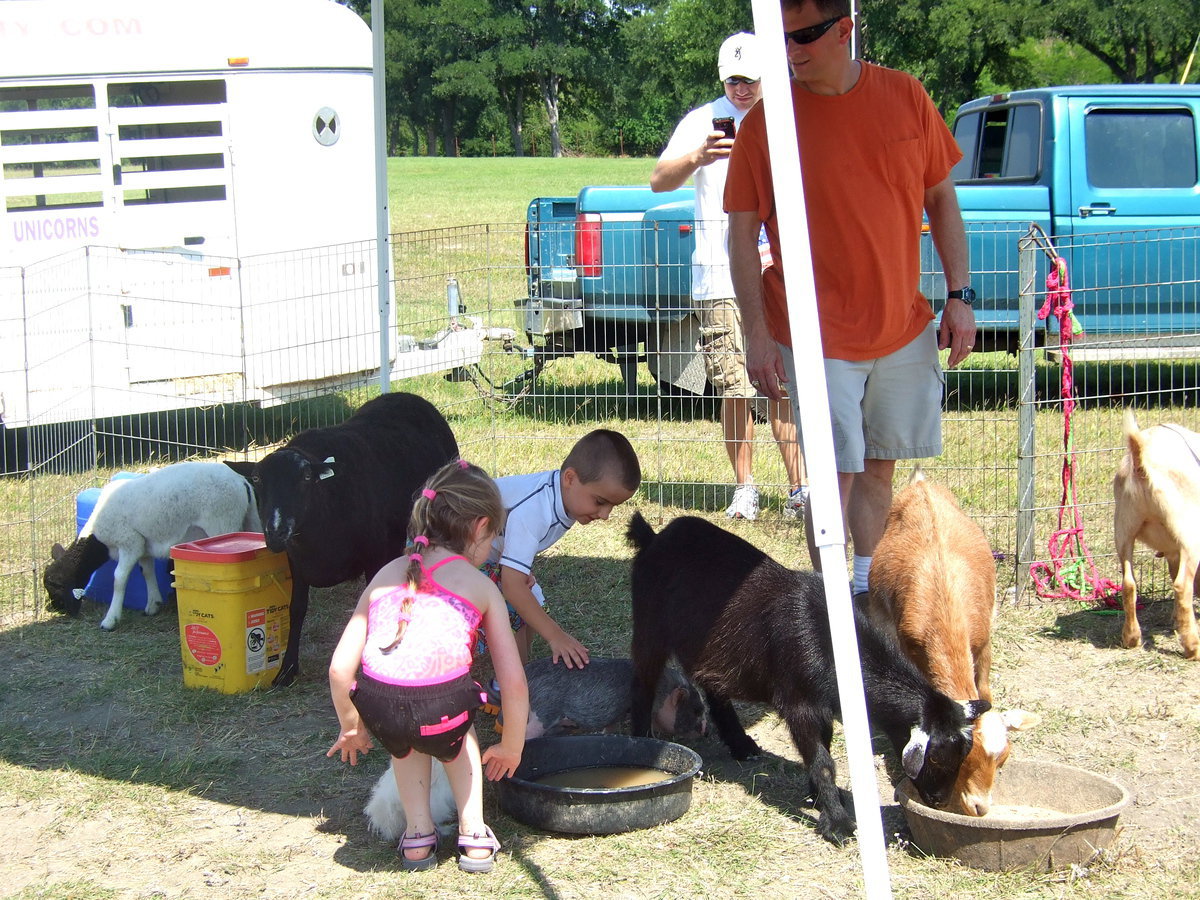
top-left (1113, 409), bottom-right (1200, 660)
top-left (867, 469), bottom-right (1039, 816)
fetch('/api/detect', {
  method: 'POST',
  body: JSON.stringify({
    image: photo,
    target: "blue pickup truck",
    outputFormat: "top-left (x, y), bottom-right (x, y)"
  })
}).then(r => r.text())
top-left (522, 84), bottom-right (1200, 385)
top-left (522, 185), bottom-right (704, 393)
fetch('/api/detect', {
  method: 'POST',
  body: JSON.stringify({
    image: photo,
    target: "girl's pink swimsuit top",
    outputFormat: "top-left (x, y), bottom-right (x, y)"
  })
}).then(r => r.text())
top-left (361, 555), bottom-right (483, 686)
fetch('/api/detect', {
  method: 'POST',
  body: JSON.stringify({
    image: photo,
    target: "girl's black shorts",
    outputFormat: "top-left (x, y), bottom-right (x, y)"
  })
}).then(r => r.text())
top-left (350, 671), bottom-right (486, 761)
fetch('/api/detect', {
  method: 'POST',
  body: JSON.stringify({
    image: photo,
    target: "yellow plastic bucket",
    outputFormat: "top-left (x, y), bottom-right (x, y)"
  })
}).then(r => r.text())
top-left (171, 532), bottom-right (291, 694)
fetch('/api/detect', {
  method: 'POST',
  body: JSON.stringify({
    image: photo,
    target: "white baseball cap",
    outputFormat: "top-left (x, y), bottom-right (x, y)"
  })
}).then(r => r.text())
top-left (718, 32), bottom-right (760, 81)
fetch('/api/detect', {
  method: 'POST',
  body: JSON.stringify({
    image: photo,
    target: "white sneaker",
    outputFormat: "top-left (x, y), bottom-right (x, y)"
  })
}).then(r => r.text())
top-left (782, 486), bottom-right (809, 520)
top-left (725, 483), bottom-right (759, 520)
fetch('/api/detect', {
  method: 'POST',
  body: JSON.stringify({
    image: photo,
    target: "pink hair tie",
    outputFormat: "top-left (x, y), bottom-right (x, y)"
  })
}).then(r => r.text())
top-left (412, 535), bottom-right (429, 548)
top-left (458, 459), bottom-right (470, 470)
top-left (422, 488), bottom-right (437, 500)
top-left (409, 552), bottom-right (423, 564)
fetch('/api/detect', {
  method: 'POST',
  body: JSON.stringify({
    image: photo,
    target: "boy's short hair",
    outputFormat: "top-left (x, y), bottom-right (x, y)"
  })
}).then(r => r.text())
top-left (562, 429), bottom-right (641, 492)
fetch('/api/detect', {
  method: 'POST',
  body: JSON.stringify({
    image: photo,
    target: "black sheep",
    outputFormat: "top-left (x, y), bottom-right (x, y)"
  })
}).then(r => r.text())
top-left (626, 513), bottom-right (986, 845)
top-left (246, 392), bottom-right (458, 686)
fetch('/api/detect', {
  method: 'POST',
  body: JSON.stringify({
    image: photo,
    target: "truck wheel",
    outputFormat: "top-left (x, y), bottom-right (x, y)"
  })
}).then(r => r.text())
top-left (617, 354), bottom-right (639, 393)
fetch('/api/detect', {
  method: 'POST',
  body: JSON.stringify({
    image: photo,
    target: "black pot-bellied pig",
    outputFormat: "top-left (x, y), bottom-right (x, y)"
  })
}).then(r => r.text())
top-left (626, 513), bottom-right (986, 845)
top-left (243, 392), bottom-right (458, 686)
top-left (522, 656), bottom-right (706, 739)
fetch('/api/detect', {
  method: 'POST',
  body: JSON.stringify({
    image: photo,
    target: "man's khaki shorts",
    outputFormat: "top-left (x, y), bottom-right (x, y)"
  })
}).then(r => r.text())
top-left (698, 297), bottom-right (756, 399)
top-left (780, 323), bottom-right (944, 473)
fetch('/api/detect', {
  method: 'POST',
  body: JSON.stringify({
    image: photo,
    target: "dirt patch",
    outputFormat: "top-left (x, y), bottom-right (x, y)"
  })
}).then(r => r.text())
top-left (2, 528), bottom-right (1199, 899)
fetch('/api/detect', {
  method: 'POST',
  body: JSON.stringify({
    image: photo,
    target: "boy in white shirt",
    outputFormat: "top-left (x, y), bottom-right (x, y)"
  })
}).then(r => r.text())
top-left (483, 429), bottom-right (641, 674)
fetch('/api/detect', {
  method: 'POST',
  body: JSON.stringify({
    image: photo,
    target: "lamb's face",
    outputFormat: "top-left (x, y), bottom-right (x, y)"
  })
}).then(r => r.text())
top-left (252, 449), bottom-right (332, 552)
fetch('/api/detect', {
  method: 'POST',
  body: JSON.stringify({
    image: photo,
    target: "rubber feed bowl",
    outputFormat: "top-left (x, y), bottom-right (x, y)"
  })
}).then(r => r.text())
top-left (499, 734), bottom-right (702, 835)
top-left (896, 758), bottom-right (1131, 871)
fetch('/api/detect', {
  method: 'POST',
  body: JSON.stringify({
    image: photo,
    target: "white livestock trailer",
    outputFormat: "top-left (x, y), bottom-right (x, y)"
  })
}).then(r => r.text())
top-left (0, 0), bottom-right (479, 433)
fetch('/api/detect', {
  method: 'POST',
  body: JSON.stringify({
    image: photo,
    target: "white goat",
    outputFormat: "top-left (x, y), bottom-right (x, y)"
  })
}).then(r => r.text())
top-left (44, 461), bottom-right (260, 630)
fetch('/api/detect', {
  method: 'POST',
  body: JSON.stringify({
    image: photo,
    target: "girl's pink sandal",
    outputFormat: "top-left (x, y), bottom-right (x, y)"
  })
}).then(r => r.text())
top-left (398, 831), bottom-right (438, 872)
top-left (457, 826), bottom-right (501, 873)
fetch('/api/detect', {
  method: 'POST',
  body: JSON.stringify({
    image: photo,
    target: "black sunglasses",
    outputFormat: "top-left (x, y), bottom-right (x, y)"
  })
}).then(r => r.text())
top-left (724, 76), bottom-right (760, 86)
top-left (783, 15), bottom-right (844, 45)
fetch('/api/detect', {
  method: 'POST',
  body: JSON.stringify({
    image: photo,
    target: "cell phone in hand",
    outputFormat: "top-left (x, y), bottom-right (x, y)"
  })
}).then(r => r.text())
top-left (712, 116), bottom-right (735, 140)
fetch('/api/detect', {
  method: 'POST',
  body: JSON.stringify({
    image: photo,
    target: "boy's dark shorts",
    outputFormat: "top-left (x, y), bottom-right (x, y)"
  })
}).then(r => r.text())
top-left (350, 671), bottom-right (486, 761)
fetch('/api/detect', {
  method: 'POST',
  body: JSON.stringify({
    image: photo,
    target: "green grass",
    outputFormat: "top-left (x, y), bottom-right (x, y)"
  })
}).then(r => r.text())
top-left (387, 156), bottom-right (657, 232)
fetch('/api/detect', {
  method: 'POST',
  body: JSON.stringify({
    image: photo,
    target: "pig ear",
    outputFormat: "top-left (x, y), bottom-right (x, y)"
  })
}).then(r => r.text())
top-left (1001, 709), bottom-right (1041, 732)
top-left (51, 542), bottom-right (66, 561)
top-left (902, 726), bottom-right (929, 780)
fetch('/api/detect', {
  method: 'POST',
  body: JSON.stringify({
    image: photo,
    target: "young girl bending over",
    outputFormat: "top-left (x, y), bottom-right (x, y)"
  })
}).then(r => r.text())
top-left (328, 460), bottom-right (529, 874)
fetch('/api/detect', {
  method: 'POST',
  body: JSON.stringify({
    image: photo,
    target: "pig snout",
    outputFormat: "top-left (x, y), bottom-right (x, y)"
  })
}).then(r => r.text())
top-left (653, 686), bottom-right (707, 739)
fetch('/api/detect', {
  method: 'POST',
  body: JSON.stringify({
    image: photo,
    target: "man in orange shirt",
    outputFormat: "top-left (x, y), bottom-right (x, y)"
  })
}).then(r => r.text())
top-left (724, 0), bottom-right (975, 591)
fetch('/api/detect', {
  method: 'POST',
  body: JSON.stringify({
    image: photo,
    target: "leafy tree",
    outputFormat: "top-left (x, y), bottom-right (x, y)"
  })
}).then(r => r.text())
top-left (486, 1), bottom-right (538, 156)
top-left (859, 0), bottom-right (1033, 116)
top-left (520, 0), bottom-right (620, 157)
top-left (342, 0), bottom-right (1200, 160)
top-left (1043, 0), bottom-right (1200, 83)
top-left (999, 37), bottom-right (1116, 92)
top-left (656, 0), bottom-right (753, 109)
top-left (602, 0), bottom-right (751, 158)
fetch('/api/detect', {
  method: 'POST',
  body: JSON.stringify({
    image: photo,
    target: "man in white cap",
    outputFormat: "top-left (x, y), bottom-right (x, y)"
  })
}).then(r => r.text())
top-left (651, 31), bottom-right (807, 522)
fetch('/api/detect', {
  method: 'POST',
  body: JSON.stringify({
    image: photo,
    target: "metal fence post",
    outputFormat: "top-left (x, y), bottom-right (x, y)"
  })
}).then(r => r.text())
top-left (1015, 228), bottom-right (1038, 601)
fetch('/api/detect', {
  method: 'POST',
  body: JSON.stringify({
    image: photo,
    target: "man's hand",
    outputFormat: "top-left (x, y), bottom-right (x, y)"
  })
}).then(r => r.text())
top-left (698, 131), bottom-right (735, 167)
top-left (744, 337), bottom-right (789, 402)
top-left (938, 296), bottom-right (977, 368)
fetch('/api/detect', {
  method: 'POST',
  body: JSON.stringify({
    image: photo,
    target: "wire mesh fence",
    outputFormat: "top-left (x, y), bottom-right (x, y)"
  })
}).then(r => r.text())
top-left (1015, 224), bottom-right (1200, 605)
top-left (2, 220), bottom-right (1198, 624)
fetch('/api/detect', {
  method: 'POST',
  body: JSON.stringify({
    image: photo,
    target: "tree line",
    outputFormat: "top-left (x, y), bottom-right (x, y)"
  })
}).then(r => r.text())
top-left (342, 0), bottom-right (1200, 158)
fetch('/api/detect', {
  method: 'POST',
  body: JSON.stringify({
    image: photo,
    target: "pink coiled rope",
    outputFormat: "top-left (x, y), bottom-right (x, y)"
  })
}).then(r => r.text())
top-left (1027, 256), bottom-right (1121, 607)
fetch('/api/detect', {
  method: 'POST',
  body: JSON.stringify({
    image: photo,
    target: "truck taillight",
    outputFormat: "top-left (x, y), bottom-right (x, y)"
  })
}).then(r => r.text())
top-left (576, 213), bottom-right (601, 278)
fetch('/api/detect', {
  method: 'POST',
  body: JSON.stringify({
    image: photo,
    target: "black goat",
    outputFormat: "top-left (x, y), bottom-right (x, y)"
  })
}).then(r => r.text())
top-left (626, 513), bottom-right (987, 845)
top-left (244, 392), bottom-right (458, 686)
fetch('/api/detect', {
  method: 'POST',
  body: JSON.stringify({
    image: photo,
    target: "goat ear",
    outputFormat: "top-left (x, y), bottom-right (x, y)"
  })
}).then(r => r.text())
top-left (222, 459), bottom-right (256, 478)
top-left (902, 727), bottom-right (929, 780)
top-left (51, 542), bottom-right (66, 561)
top-left (960, 699), bottom-right (991, 721)
top-left (1000, 709), bottom-right (1041, 732)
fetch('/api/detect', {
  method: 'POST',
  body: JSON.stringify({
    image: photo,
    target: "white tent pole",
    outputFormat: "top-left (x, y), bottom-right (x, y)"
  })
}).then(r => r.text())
top-left (748, 2), bottom-right (892, 896)
top-left (371, 0), bottom-right (392, 393)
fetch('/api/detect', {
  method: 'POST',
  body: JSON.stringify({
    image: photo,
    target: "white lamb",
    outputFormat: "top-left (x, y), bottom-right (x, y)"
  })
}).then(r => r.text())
top-left (44, 461), bottom-right (261, 630)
